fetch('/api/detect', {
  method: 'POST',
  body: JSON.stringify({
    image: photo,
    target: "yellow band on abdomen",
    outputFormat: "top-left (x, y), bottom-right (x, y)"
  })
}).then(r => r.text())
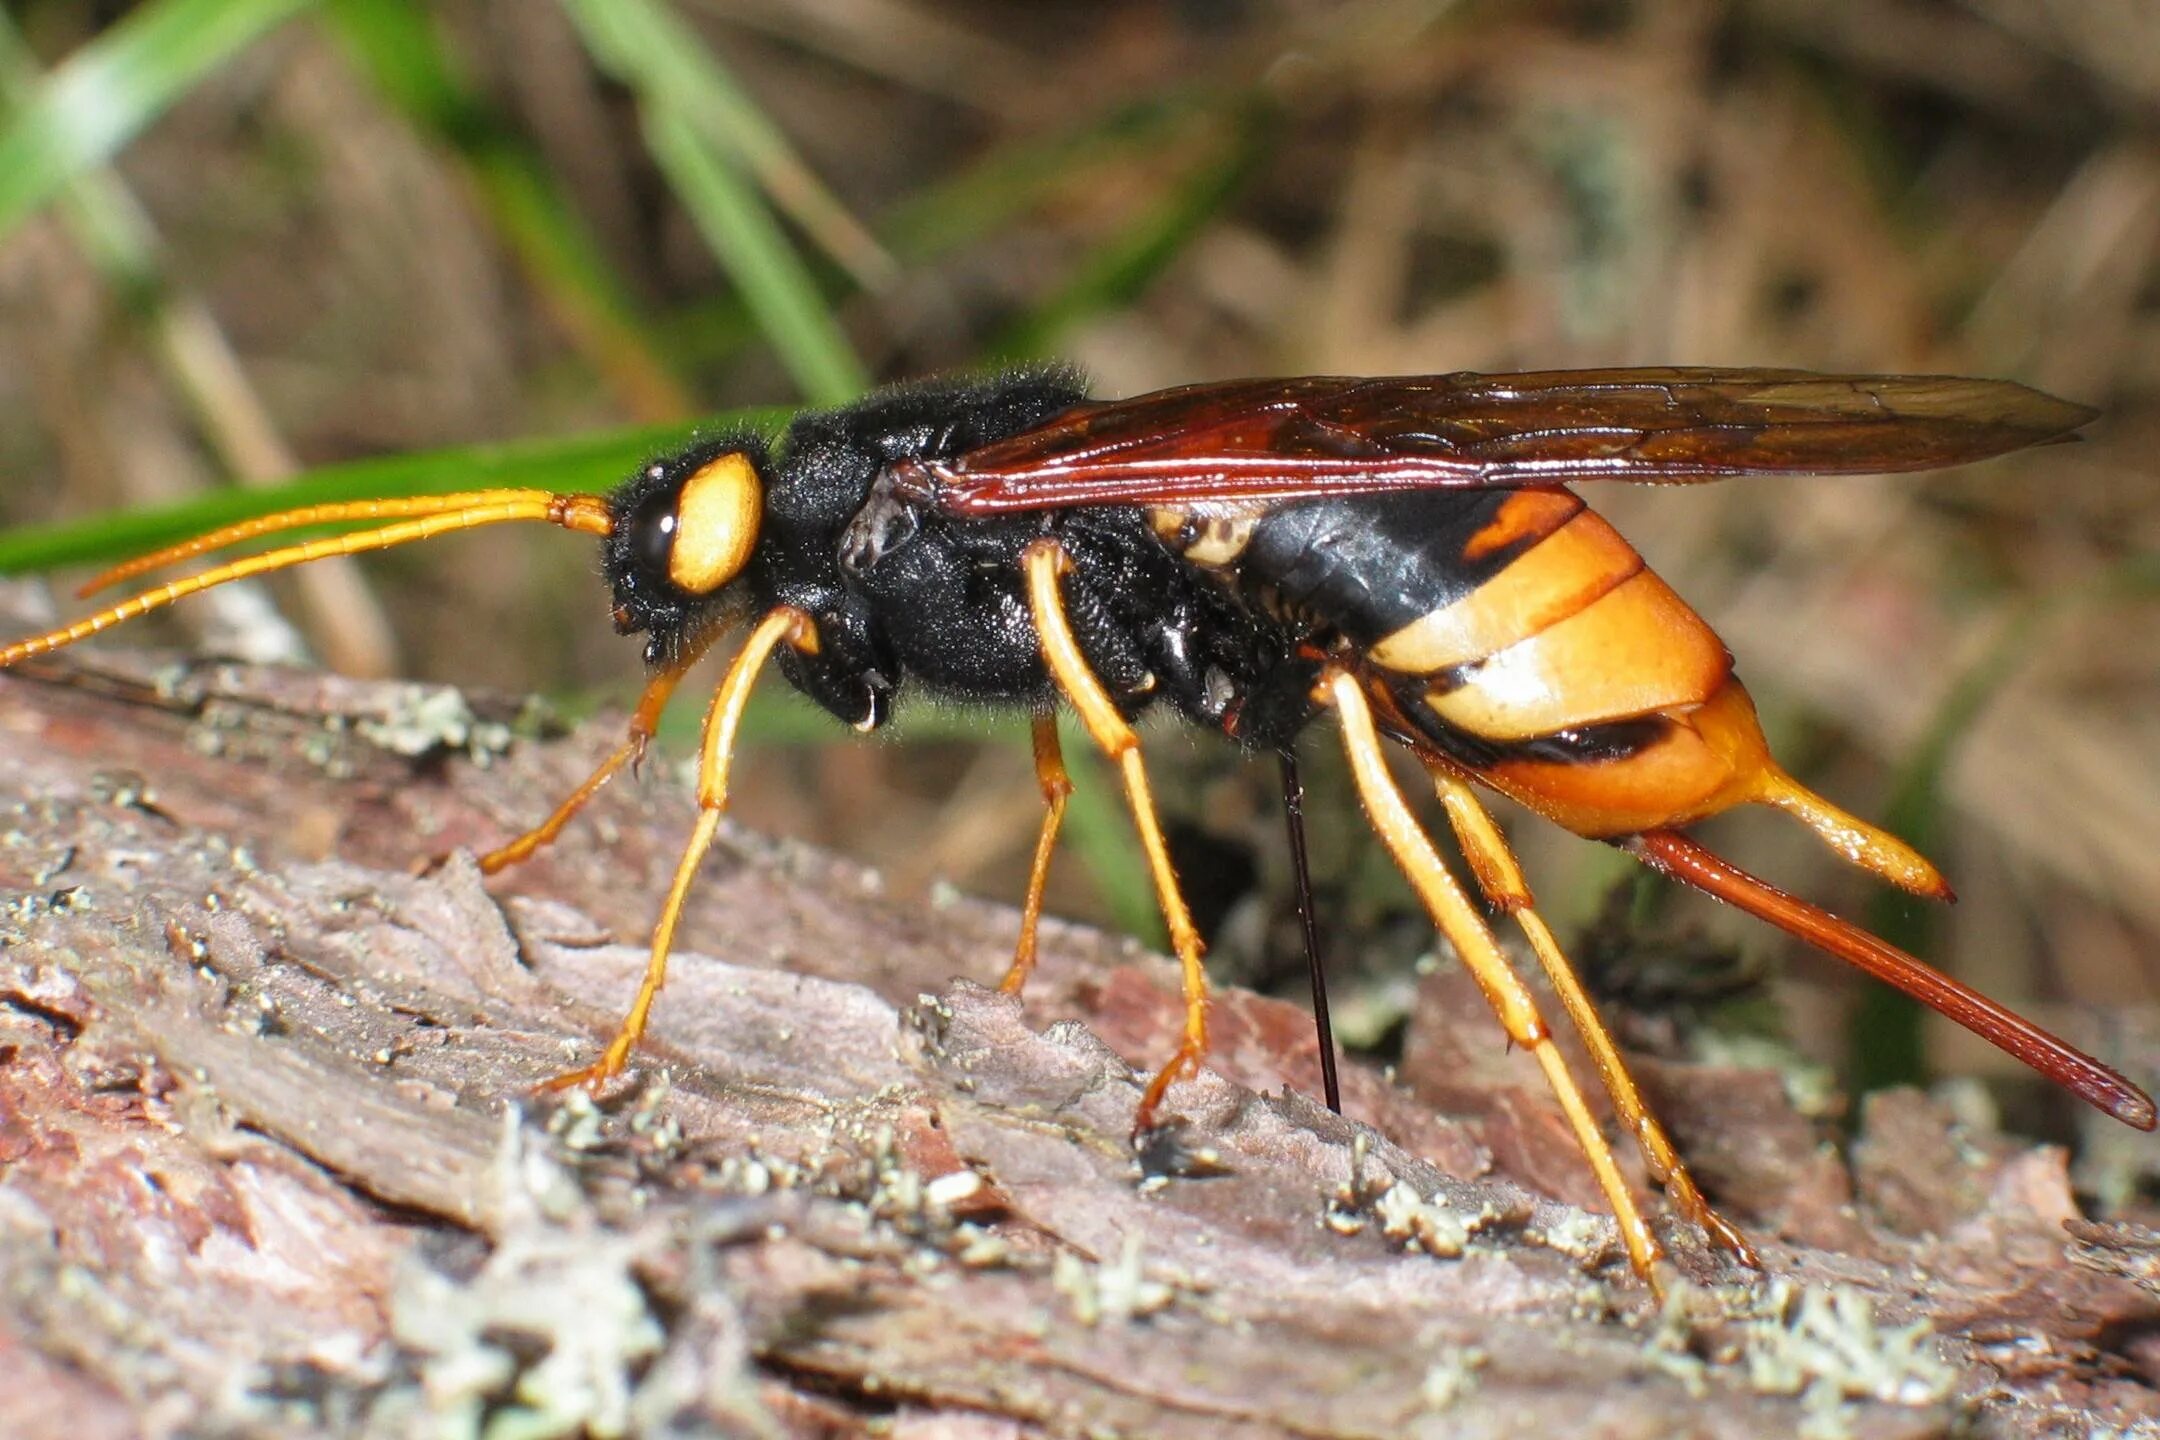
top-left (1418, 567), bottom-right (1731, 741)
top-left (1370, 508), bottom-right (1643, 675)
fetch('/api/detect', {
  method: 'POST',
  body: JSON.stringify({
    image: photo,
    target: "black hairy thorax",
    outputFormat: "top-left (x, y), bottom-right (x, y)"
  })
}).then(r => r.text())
top-left (603, 368), bottom-right (1325, 752)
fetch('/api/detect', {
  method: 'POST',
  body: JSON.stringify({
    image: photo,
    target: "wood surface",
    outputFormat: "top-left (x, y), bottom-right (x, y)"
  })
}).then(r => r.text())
top-left (1, 612), bottom-right (2155, 1438)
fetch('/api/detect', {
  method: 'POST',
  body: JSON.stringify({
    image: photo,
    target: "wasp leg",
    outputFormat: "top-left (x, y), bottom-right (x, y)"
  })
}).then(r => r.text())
top-left (1000, 707), bottom-right (1072, 996)
top-left (1422, 757), bottom-right (1758, 1268)
top-left (1322, 669), bottom-right (1667, 1291)
top-left (471, 641), bottom-right (709, 876)
top-left (540, 607), bottom-right (817, 1093)
top-left (1021, 539), bottom-right (1209, 1137)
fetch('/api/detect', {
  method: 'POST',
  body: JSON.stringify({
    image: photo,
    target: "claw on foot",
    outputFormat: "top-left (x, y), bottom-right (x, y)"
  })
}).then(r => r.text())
top-left (535, 1040), bottom-right (634, 1096)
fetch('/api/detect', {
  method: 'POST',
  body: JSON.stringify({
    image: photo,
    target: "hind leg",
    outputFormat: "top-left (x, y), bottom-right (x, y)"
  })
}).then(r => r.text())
top-left (1322, 669), bottom-right (1668, 1290)
top-left (1422, 754), bottom-right (1756, 1265)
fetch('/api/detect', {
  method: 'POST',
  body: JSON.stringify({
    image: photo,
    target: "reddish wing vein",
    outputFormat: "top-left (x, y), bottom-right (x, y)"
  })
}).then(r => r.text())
top-left (919, 369), bottom-right (2098, 515)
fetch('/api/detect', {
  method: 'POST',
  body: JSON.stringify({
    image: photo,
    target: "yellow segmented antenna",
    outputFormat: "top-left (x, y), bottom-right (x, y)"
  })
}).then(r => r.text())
top-left (76, 491), bottom-right (587, 597)
top-left (1, 492), bottom-right (612, 669)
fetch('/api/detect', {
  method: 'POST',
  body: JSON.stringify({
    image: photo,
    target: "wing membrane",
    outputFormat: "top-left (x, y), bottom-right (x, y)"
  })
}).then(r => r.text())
top-left (921, 369), bottom-right (2097, 514)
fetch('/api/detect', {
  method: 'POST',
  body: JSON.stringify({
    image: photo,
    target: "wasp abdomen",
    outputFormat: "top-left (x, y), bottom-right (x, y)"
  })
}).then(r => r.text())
top-left (1155, 486), bottom-right (1730, 729)
top-left (1155, 485), bottom-right (1772, 837)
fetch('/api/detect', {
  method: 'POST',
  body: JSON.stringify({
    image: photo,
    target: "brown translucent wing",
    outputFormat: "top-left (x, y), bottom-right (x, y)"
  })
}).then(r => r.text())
top-left (913, 369), bottom-right (2098, 514)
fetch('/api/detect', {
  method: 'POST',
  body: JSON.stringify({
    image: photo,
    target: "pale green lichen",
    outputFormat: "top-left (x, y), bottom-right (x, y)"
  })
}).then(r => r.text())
top-left (1319, 1133), bottom-right (1505, 1259)
top-left (1531, 1208), bottom-right (1611, 1262)
top-left (1373, 1182), bottom-right (1471, 1257)
top-left (1053, 1234), bottom-right (1176, 1326)
top-left (1648, 1276), bottom-right (1957, 1436)
top-left (355, 684), bottom-right (511, 763)
top-left (1739, 1281), bottom-right (1956, 1411)
top-left (372, 1111), bottom-right (748, 1440)
top-left (1689, 1031), bottom-right (1839, 1119)
top-left (1420, 1345), bottom-right (1487, 1411)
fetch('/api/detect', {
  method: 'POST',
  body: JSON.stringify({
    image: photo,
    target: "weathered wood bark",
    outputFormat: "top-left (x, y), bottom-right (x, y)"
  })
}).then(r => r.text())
top-left (2, 628), bottom-right (2156, 1437)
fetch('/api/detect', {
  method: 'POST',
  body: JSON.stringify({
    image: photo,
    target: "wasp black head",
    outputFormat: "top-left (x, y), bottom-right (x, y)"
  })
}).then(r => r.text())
top-left (603, 432), bottom-right (770, 666)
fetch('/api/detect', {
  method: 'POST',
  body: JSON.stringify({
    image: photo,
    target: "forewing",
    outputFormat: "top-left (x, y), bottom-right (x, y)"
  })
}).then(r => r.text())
top-left (923, 369), bottom-right (2098, 514)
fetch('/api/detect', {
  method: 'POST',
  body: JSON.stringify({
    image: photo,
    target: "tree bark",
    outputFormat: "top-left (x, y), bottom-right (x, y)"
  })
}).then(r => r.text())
top-left (2, 626), bottom-right (2155, 1438)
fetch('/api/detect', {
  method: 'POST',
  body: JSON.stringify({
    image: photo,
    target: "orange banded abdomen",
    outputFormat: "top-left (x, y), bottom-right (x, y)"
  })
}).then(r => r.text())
top-left (1368, 506), bottom-right (1775, 837)
top-left (1151, 485), bottom-right (1785, 839)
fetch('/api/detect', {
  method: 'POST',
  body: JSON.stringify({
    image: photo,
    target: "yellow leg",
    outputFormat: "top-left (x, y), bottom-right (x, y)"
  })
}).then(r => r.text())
top-left (1000, 708), bottom-right (1072, 995)
top-left (1323, 669), bottom-right (1666, 1291)
top-left (540, 607), bottom-right (816, 1092)
top-left (1422, 757), bottom-right (1757, 1267)
top-left (1021, 539), bottom-right (1207, 1136)
top-left (477, 641), bottom-right (708, 875)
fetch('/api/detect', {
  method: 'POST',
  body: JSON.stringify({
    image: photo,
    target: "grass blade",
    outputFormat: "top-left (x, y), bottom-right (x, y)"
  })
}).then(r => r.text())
top-left (557, 0), bottom-right (866, 406)
top-left (639, 105), bottom-right (866, 406)
top-left (0, 0), bottom-right (314, 242)
top-left (992, 103), bottom-right (1276, 361)
top-left (323, 0), bottom-right (693, 423)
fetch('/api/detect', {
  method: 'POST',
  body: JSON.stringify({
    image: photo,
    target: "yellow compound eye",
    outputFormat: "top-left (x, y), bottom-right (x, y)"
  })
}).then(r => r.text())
top-left (666, 452), bottom-right (763, 594)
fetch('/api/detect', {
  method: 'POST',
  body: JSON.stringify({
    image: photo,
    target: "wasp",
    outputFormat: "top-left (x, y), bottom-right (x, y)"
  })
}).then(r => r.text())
top-left (4, 365), bottom-right (2150, 1291)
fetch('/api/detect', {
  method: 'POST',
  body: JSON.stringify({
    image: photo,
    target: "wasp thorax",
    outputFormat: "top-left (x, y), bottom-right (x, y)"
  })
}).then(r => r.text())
top-left (659, 451), bottom-right (763, 595)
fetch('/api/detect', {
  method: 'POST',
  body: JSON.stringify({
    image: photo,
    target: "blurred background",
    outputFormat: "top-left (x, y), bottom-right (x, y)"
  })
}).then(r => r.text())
top-left (0, 0), bottom-right (2154, 1190)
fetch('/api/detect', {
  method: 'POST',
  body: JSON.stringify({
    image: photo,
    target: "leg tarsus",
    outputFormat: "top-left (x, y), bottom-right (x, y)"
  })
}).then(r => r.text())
top-left (1000, 707), bottom-right (1072, 996)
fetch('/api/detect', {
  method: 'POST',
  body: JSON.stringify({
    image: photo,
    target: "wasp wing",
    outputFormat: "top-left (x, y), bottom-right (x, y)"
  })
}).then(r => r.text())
top-left (919, 369), bottom-right (2097, 514)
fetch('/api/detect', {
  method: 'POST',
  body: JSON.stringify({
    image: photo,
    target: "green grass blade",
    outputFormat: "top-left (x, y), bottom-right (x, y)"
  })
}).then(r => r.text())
top-left (639, 105), bottom-right (865, 406)
top-left (554, 0), bottom-right (888, 287)
top-left (0, 413), bottom-right (787, 575)
top-left (653, 86), bottom-right (1276, 375)
top-left (0, 0), bottom-right (314, 243)
top-left (324, 0), bottom-right (693, 423)
top-left (556, 0), bottom-right (866, 406)
top-left (582, 0), bottom-right (891, 288)
top-left (882, 95), bottom-right (1213, 264)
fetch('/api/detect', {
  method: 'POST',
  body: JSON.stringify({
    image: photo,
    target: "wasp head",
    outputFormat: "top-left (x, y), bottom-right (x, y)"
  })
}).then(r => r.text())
top-left (603, 433), bottom-right (769, 667)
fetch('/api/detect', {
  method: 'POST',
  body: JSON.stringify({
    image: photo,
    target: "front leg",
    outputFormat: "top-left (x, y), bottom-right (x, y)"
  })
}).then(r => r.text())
top-left (471, 640), bottom-right (710, 876)
top-left (541, 607), bottom-right (817, 1092)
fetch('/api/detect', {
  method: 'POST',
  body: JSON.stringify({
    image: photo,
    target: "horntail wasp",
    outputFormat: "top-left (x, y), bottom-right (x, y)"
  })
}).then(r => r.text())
top-left (4, 365), bottom-right (2150, 1292)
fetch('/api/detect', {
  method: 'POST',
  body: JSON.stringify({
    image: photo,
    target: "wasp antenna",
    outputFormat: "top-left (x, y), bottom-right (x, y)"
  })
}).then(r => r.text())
top-left (3, 494), bottom-right (611, 669)
top-left (1750, 765), bottom-right (1954, 902)
top-left (1630, 829), bottom-right (2157, 1131)
top-left (76, 490), bottom-right (600, 597)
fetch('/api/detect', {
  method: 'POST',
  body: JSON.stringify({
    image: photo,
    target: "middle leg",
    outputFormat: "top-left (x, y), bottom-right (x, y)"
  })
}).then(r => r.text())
top-left (1000, 707), bottom-right (1073, 995)
top-left (1021, 538), bottom-right (1209, 1136)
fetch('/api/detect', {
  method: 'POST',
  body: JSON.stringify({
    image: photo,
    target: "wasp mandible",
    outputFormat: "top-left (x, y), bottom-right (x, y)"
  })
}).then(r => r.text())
top-left (5, 365), bottom-right (2149, 1291)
